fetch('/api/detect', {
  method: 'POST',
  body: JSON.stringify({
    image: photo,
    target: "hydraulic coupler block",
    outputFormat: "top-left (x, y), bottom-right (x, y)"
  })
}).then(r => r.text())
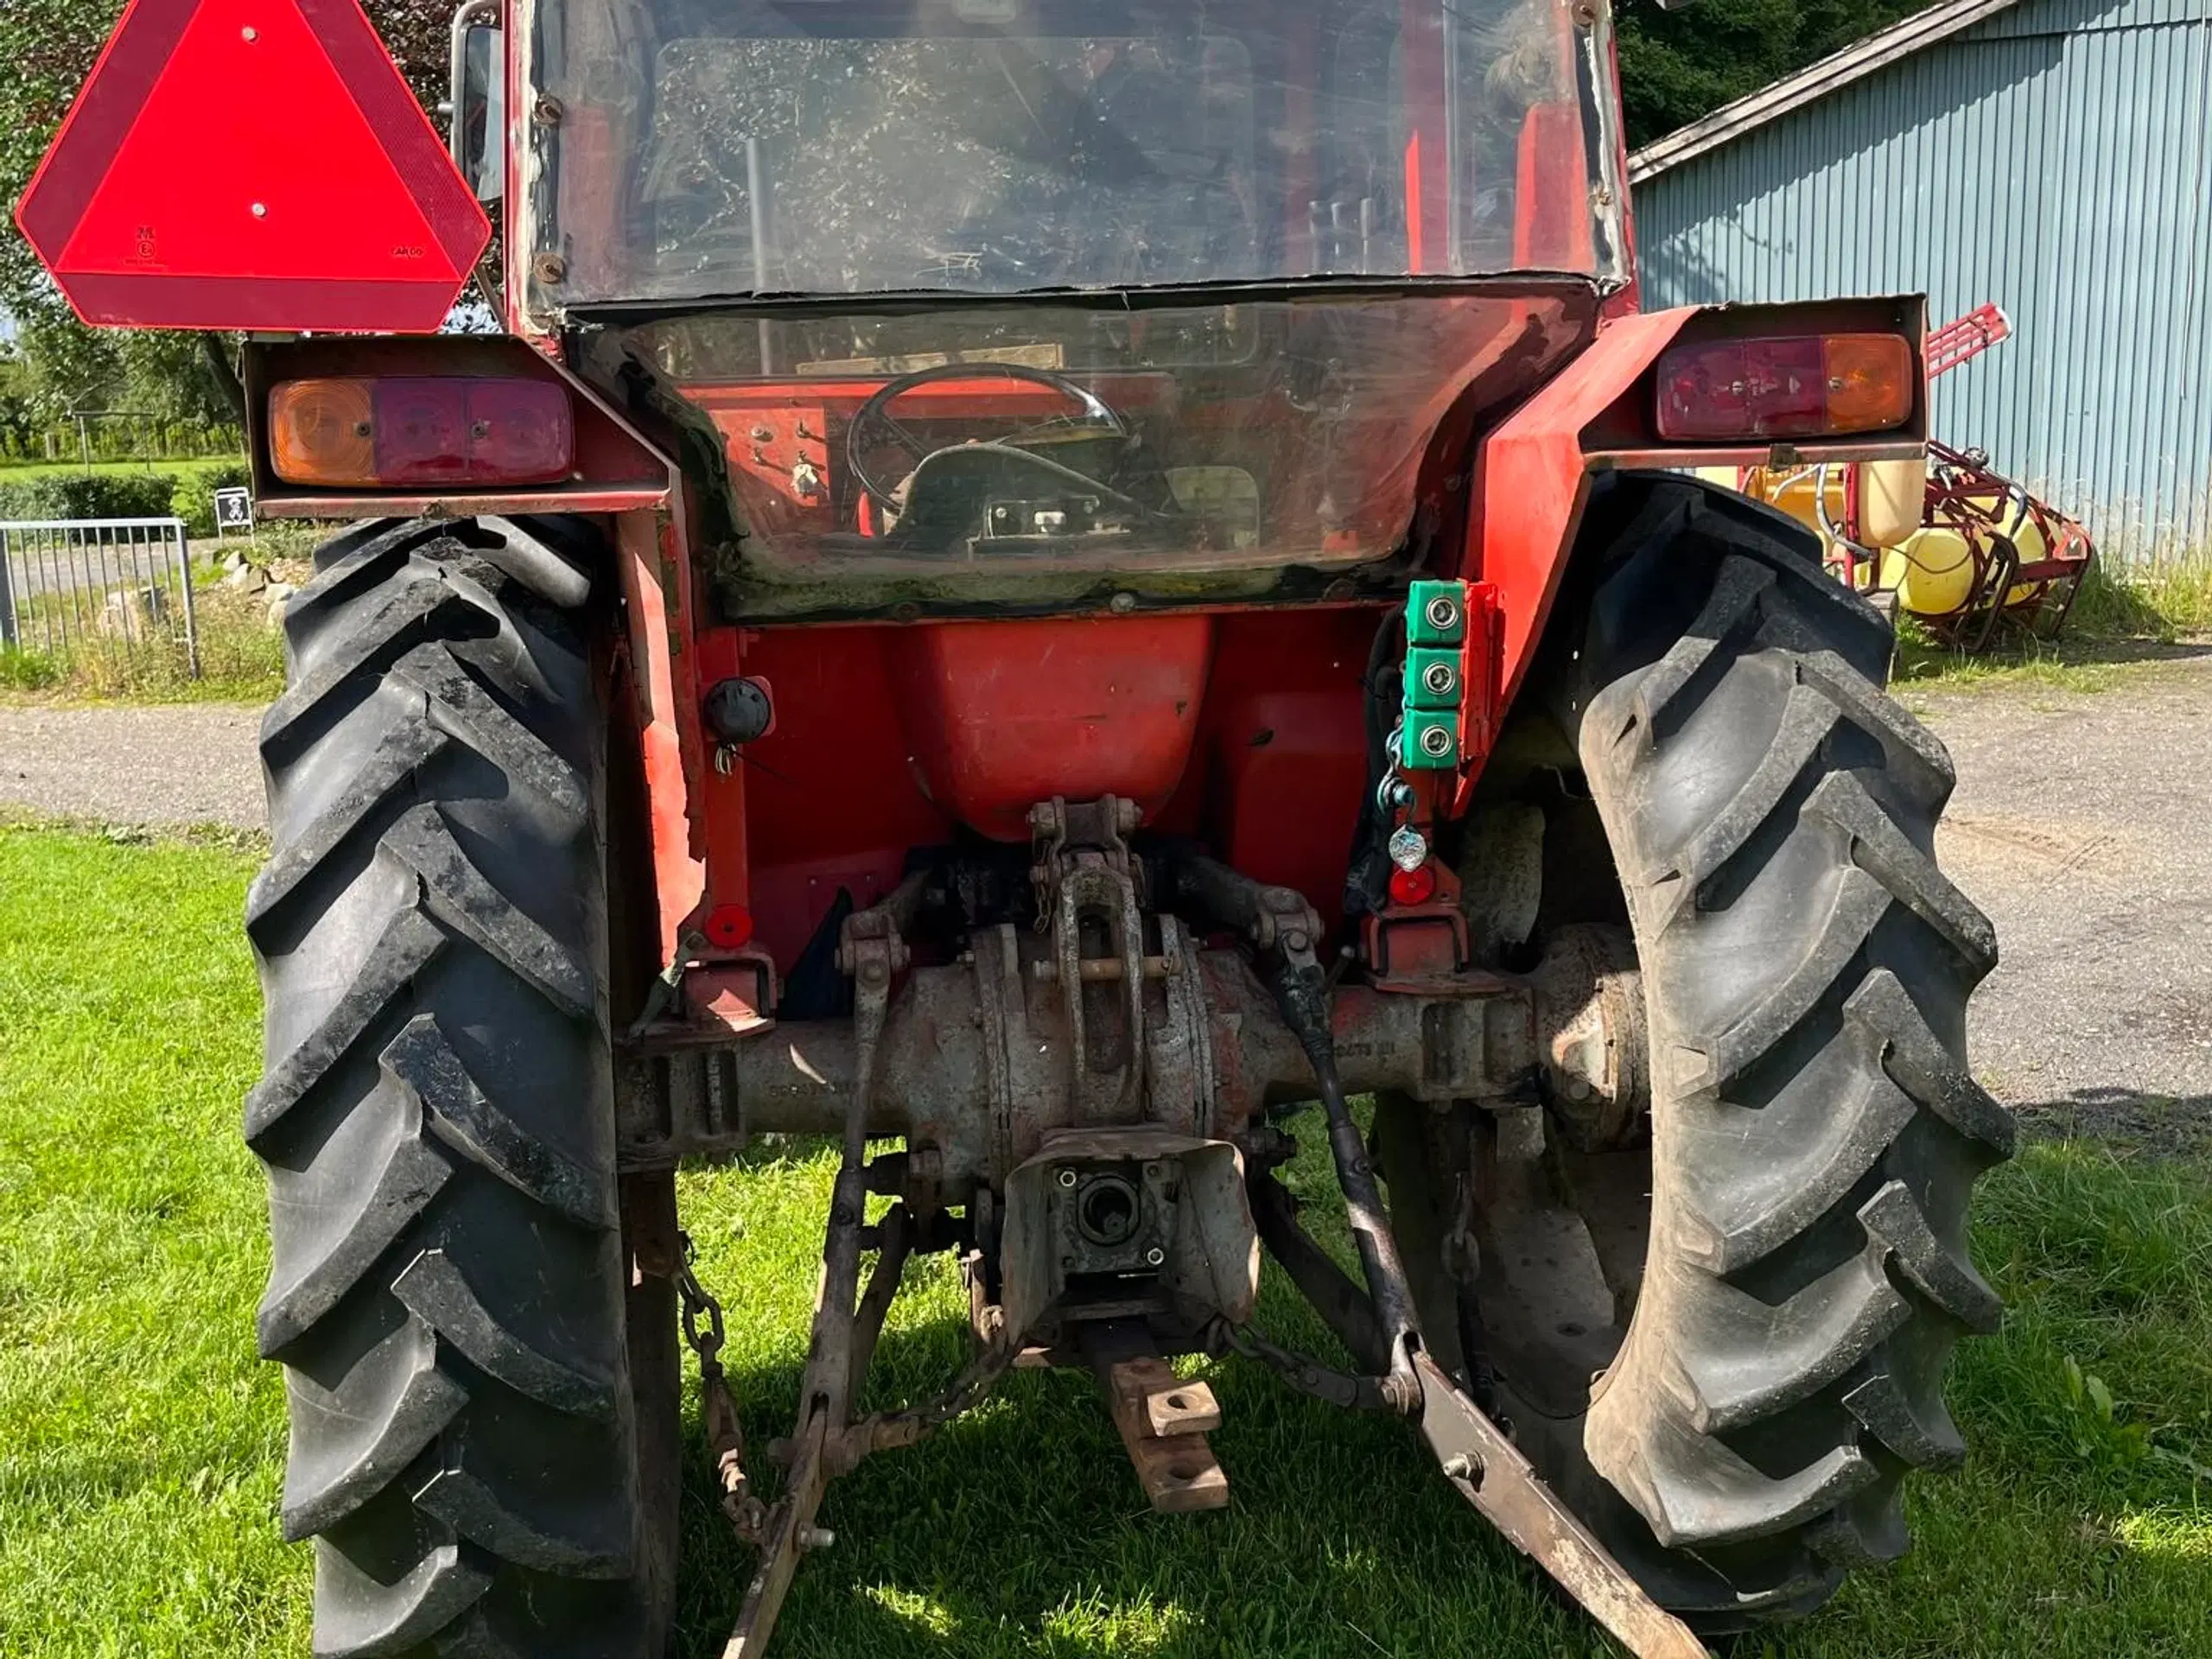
top-left (1403, 646), bottom-right (1461, 709)
top-left (1398, 580), bottom-right (1499, 772)
top-left (1405, 579), bottom-right (1468, 648)
top-left (1401, 581), bottom-right (1467, 769)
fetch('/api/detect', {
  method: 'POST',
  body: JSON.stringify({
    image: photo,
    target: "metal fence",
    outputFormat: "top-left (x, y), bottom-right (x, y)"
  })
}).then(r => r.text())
top-left (0, 518), bottom-right (200, 677)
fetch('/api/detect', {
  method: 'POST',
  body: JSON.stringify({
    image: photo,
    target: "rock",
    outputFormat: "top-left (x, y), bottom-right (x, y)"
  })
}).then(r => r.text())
top-left (95, 585), bottom-right (168, 642)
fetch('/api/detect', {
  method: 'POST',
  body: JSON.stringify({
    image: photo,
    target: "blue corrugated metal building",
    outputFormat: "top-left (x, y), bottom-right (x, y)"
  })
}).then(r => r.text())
top-left (1630, 0), bottom-right (2212, 558)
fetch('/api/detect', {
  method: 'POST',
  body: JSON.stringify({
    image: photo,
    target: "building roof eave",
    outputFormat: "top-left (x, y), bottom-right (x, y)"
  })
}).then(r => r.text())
top-left (1627, 0), bottom-right (2030, 183)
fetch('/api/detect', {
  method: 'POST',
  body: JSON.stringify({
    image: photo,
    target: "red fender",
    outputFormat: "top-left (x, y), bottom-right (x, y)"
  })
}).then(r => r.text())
top-left (1463, 295), bottom-right (1929, 734)
top-left (1462, 306), bottom-right (1705, 713)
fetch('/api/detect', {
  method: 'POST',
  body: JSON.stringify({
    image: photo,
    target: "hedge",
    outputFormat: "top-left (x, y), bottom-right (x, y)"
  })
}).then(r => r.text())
top-left (0, 471), bottom-right (182, 524)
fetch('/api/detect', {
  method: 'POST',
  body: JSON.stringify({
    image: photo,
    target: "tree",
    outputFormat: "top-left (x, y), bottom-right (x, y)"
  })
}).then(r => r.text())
top-left (3, 0), bottom-right (1940, 400)
top-left (1, 1), bottom-right (451, 434)
top-left (0, 341), bottom-right (41, 455)
top-left (1613, 0), bottom-right (1941, 149)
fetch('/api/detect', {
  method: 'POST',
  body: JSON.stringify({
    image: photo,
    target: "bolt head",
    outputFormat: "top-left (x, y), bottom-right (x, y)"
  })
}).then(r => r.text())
top-left (1144, 1246), bottom-right (1166, 1267)
top-left (1056, 1166), bottom-right (1078, 1188)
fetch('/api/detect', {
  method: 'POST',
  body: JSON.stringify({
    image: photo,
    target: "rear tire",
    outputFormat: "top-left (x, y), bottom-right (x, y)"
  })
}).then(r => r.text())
top-left (246, 518), bottom-right (666, 1656)
top-left (1459, 476), bottom-right (2013, 1623)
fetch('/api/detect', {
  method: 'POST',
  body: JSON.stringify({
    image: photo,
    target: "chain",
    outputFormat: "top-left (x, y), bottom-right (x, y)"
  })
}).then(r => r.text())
top-left (674, 1221), bottom-right (1013, 1531)
top-left (842, 1333), bottom-right (1018, 1463)
top-left (676, 1232), bottom-right (766, 1541)
top-left (1212, 1318), bottom-right (1395, 1414)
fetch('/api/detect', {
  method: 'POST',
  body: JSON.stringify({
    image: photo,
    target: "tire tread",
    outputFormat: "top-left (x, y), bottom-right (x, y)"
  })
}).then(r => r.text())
top-left (1573, 477), bottom-right (2010, 1592)
top-left (249, 521), bottom-right (648, 1657)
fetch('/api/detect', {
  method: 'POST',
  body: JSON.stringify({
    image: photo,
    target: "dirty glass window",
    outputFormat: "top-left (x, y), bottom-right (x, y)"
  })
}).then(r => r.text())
top-left (602, 291), bottom-right (1596, 597)
top-left (534, 0), bottom-right (1625, 302)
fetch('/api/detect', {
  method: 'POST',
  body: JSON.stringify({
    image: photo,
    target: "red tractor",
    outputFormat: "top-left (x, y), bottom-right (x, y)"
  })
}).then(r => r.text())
top-left (20, 3), bottom-right (2011, 1655)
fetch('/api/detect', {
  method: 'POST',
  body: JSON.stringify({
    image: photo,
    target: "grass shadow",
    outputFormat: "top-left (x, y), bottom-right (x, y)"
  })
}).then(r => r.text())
top-left (1892, 561), bottom-right (2212, 694)
top-left (671, 1289), bottom-right (1587, 1659)
top-left (2012, 1089), bottom-right (2212, 1161)
top-left (664, 1132), bottom-right (2212, 1658)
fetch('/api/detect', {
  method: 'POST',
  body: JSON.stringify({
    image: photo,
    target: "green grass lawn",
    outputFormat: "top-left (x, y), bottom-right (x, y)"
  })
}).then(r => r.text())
top-left (3, 823), bottom-right (2209, 1656)
top-left (1892, 559), bottom-right (2212, 694)
top-left (0, 456), bottom-right (245, 486)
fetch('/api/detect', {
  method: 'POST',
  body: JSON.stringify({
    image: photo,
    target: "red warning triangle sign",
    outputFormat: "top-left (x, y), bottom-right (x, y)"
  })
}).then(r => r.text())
top-left (16, 0), bottom-right (489, 333)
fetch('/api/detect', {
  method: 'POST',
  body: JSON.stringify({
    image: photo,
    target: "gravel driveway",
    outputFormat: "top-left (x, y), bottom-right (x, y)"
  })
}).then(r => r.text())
top-left (0, 702), bottom-right (264, 832)
top-left (4, 660), bottom-right (2209, 1140)
top-left (1909, 655), bottom-right (2212, 1143)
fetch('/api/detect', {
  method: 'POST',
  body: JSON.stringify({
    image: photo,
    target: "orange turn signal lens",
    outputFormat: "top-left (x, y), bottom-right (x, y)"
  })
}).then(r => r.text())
top-left (269, 378), bottom-right (375, 486)
top-left (1656, 333), bottom-right (1915, 442)
top-left (1821, 334), bottom-right (1916, 432)
top-left (267, 377), bottom-right (574, 487)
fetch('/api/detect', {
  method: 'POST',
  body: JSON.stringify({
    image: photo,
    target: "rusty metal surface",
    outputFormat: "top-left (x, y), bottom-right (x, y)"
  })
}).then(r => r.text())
top-left (1093, 1344), bottom-right (1230, 1514)
top-left (1249, 880), bottom-right (1425, 1418)
top-left (722, 1410), bottom-right (830, 1659)
top-left (683, 810), bottom-right (1700, 1659)
top-left (1370, 1093), bottom-right (1473, 1383)
top-left (1244, 1166), bottom-right (1389, 1375)
top-left (1001, 1128), bottom-right (1257, 1344)
top-left (674, 1236), bottom-right (765, 1541)
top-left (845, 1205), bottom-right (916, 1412)
top-left (1414, 1351), bottom-right (1711, 1659)
top-left (1529, 925), bottom-right (1649, 1152)
top-left (723, 878), bottom-right (1001, 1659)
top-left (620, 957), bottom-right (1538, 1175)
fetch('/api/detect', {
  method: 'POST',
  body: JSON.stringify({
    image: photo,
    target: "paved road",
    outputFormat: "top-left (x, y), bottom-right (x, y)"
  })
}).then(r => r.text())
top-left (3, 662), bottom-right (2209, 1141)
top-left (0, 702), bottom-right (264, 832)
top-left (1910, 655), bottom-right (2212, 1146)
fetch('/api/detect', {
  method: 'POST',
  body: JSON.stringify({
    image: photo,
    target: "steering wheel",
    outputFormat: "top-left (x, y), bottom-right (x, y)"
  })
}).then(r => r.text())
top-left (844, 362), bottom-right (1130, 518)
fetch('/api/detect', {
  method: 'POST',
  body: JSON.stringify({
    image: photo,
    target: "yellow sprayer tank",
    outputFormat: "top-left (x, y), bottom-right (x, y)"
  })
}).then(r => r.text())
top-left (1878, 527), bottom-right (1976, 616)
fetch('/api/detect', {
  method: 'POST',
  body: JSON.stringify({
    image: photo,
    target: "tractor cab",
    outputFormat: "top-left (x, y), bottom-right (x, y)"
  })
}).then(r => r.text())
top-left (522, 0), bottom-right (1629, 604)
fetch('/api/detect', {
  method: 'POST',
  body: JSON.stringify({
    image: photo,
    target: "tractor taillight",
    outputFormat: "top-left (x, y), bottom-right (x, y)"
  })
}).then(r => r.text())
top-left (1387, 862), bottom-right (1438, 907)
top-left (269, 377), bottom-right (573, 487)
top-left (1655, 334), bottom-right (1914, 442)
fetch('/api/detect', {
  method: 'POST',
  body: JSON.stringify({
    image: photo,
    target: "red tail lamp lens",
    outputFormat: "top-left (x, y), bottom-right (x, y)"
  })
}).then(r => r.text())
top-left (1387, 863), bottom-right (1438, 907)
top-left (1656, 334), bottom-right (1914, 442)
top-left (269, 377), bottom-right (573, 487)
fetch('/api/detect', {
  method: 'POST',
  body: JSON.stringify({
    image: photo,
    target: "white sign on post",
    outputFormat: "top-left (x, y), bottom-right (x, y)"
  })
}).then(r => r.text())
top-left (213, 486), bottom-right (254, 536)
